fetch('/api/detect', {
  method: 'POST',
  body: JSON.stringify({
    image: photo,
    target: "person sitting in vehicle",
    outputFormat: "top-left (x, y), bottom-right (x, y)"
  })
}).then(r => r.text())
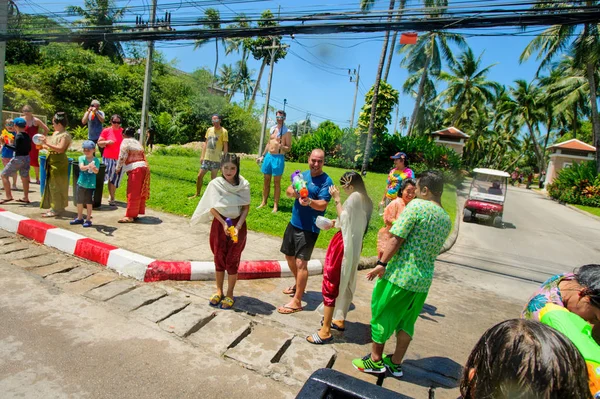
top-left (488, 181), bottom-right (503, 195)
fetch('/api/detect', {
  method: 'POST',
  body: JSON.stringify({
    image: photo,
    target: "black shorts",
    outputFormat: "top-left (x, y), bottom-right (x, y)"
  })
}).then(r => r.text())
top-left (77, 186), bottom-right (94, 205)
top-left (280, 223), bottom-right (319, 261)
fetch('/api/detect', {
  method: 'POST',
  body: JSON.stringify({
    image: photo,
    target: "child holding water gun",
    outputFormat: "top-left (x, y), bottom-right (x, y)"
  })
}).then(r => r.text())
top-left (1, 119), bottom-right (17, 190)
top-left (190, 153), bottom-right (250, 310)
top-left (70, 140), bottom-right (100, 228)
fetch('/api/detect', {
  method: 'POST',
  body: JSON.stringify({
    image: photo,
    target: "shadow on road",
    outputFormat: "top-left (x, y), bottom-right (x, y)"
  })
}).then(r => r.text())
top-left (233, 295), bottom-right (277, 315)
top-left (135, 216), bottom-right (163, 225)
top-left (401, 356), bottom-right (462, 389)
top-left (419, 303), bottom-right (445, 323)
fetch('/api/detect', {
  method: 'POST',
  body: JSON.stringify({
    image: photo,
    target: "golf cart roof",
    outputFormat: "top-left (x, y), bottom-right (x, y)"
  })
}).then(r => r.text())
top-left (473, 168), bottom-right (510, 178)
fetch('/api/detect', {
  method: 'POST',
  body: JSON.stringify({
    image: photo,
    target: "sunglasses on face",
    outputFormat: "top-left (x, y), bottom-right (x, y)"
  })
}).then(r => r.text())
top-left (276, 116), bottom-right (284, 120)
top-left (112, 121), bottom-right (121, 124)
top-left (6, 123), bottom-right (14, 127)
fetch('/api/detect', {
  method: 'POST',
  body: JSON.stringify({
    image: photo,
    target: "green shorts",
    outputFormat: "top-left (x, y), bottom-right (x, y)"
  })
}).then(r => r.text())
top-left (370, 278), bottom-right (428, 344)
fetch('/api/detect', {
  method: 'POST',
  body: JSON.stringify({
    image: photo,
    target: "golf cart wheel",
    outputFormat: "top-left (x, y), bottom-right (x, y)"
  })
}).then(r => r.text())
top-left (493, 216), bottom-right (503, 228)
top-left (463, 208), bottom-right (472, 222)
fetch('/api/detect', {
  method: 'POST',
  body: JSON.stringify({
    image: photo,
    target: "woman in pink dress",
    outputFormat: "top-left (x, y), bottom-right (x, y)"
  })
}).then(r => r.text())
top-left (376, 178), bottom-right (416, 258)
top-left (22, 105), bottom-right (50, 184)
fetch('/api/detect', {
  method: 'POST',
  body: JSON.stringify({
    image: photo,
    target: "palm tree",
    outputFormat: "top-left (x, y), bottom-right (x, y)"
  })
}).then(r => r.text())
top-left (399, 29), bottom-right (466, 136)
top-left (438, 47), bottom-right (499, 128)
top-left (245, 10), bottom-right (287, 109)
top-left (510, 79), bottom-right (545, 171)
top-left (66, 0), bottom-right (128, 62)
top-left (520, 0), bottom-right (600, 173)
top-left (217, 64), bottom-right (236, 98)
top-left (382, 0), bottom-right (407, 82)
top-left (359, 0), bottom-right (396, 173)
top-left (194, 8), bottom-right (222, 89)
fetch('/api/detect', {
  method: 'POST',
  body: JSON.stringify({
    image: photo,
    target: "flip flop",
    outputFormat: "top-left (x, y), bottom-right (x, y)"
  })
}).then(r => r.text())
top-left (220, 296), bottom-right (235, 310)
top-left (282, 286), bottom-right (296, 295)
top-left (41, 211), bottom-right (57, 218)
top-left (0, 198), bottom-right (13, 204)
top-left (277, 305), bottom-right (303, 314)
top-left (209, 293), bottom-right (222, 307)
top-left (320, 317), bottom-right (347, 331)
top-left (306, 332), bottom-right (333, 345)
top-left (16, 198), bottom-right (30, 204)
top-left (117, 218), bottom-right (134, 223)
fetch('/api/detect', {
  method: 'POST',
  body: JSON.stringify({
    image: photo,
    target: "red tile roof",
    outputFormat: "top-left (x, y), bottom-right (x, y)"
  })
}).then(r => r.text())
top-left (549, 139), bottom-right (596, 152)
top-left (431, 126), bottom-right (469, 138)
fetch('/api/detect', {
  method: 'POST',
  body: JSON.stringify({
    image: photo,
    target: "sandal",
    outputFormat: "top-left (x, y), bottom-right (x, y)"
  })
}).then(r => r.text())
top-left (209, 293), bottom-right (222, 307)
top-left (306, 332), bottom-right (333, 345)
top-left (0, 198), bottom-right (13, 204)
top-left (41, 211), bottom-right (57, 218)
top-left (117, 217), bottom-right (134, 223)
top-left (282, 286), bottom-right (296, 295)
top-left (108, 200), bottom-right (117, 206)
top-left (277, 305), bottom-right (303, 314)
top-left (220, 296), bottom-right (235, 310)
top-left (16, 198), bottom-right (30, 204)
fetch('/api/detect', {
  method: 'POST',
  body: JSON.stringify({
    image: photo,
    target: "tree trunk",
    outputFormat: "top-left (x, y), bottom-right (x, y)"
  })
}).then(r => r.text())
top-left (586, 61), bottom-right (600, 173)
top-left (540, 115), bottom-right (553, 173)
top-left (382, 0), bottom-right (406, 82)
top-left (525, 120), bottom-right (544, 171)
top-left (212, 39), bottom-right (219, 89)
top-left (407, 53), bottom-right (431, 137)
top-left (361, 0), bottom-right (395, 174)
top-left (572, 102), bottom-right (578, 139)
top-left (248, 58), bottom-right (268, 110)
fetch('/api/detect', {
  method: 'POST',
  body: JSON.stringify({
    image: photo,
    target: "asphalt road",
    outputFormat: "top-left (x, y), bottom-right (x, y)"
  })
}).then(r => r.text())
top-left (438, 185), bottom-right (600, 301)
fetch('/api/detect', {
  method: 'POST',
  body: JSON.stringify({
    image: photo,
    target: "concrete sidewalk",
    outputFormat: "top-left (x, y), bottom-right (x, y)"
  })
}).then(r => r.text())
top-left (2, 184), bottom-right (326, 263)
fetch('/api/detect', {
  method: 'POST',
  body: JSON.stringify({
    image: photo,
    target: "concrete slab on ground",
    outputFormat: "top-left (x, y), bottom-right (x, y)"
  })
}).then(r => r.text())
top-left (279, 336), bottom-right (337, 383)
top-left (45, 265), bottom-right (99, 284)
top-left (0, 246), bottom-right (47, 261)
top-left (31, 260), bottom-right (79, 277)
top-left (133, 295), bottom-right (191, 323)
top-left (61, 271), bottom-right (118, 295)
top-left (107, 285), bottom-right (167, 312)
top-left (84, 279), bottom-right (137, 301)
top-left (188, 310), bottom-right (252, 355)
top-left (0, 237), bottom-right (19, 246)
top-left (225, 323), bottom-right (294, 371)
top-left (0, 242), bottom-right (29, 254)
top-left (11, 253), bottom-right (59, 269)
top-left (159, 303), bottom-right (215, 337)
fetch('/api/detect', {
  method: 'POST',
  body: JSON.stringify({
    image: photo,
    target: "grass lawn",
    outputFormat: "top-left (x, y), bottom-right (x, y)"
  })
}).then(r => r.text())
top-left (573, 204), bottom-right (600, 218)
top-left (111, 154), bottom-right (458, 257)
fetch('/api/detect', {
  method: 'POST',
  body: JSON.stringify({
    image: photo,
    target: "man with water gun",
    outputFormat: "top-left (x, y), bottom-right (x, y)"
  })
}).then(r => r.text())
top-left (278, 149), bottom-right (333, 315)
top-left (81, 99), bottom-right (105, 156)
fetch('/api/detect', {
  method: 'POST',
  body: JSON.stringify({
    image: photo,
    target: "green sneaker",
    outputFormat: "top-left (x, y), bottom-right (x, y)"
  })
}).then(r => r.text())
top-left (352, 354), bottom-right (385, 374)
top-left (383, 354), bottom-right (403, 377)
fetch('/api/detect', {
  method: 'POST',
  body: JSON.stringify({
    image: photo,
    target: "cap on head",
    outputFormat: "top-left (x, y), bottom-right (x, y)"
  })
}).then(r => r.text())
top-left (82, 140), bottom-right (96, 150)
top-left (13, 117), bottom-right (26, 128)
top-left (390, 152), bottom-right (407, 160)
top-left (91, 100), bottom-right (100, 106)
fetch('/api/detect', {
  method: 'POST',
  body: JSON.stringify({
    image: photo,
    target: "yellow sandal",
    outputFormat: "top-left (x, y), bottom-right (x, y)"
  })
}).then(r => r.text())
top-left (209, 293), bottom-right (222, 307)
top-left (220, 296), bottom-right (235, 310)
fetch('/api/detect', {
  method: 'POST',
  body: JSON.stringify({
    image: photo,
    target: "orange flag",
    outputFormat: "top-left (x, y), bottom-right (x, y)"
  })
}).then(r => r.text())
top-left (399, 32), bottom-right (418, 45)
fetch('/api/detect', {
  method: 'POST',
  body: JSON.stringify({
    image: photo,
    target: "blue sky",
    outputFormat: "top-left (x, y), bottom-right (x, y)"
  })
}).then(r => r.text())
top-left (21, 0), bottom-right (546, 130)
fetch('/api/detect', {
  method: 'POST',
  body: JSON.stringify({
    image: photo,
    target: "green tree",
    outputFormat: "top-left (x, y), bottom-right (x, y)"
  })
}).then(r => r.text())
top-left (520, 0), bottom-right (600, 173)
top-left (510, 79), bottom-right (545, 171)
top-left (438, 47), bottom-right (499, 128)
top-left (244, 10), bottom-right (287, 108)
top-left (66, 0), bottom-right (127, 62)
top-left (399, 29), bottom-right (466, 136)
top-left (194, 8), bottom-right (222, 89)
top-left (356, 81), bottom-right (399, 165)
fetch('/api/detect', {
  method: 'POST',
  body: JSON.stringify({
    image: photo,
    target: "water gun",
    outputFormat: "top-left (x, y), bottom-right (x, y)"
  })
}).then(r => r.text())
top-left (1, 129), bottom-right (14, 144)
top-left (225, 218), bottom-right (238, 243)
top-left (539, 303), bottom-right (600, 398)
top-left (90, 109), bottom-right (96, 120)
top-left (291, 170), bottom-right (309, 198)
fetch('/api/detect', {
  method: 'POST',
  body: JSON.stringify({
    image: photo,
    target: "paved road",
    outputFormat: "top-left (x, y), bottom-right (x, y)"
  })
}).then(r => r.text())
top-left (438, 185), bottom-right (600, 302)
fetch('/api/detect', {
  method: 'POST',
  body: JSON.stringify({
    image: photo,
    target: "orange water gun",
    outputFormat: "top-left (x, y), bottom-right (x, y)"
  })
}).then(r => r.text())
top-left (1, 129), bottom-right (14, 144)
top-left (225, 218), bottom-right (238, 243)
top-left (291, 170), bottom-right (309, 198)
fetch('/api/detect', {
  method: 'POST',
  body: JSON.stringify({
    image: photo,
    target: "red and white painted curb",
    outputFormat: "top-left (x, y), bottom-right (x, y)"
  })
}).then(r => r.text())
top-left (0, 208), bottom-right (323, 282)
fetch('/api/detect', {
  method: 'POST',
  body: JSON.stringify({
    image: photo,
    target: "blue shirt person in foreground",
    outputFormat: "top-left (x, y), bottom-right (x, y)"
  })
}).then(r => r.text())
top-left (71, 140), bottom-right (100, 228)
top-left (278, 148), bottom-right (333, 315)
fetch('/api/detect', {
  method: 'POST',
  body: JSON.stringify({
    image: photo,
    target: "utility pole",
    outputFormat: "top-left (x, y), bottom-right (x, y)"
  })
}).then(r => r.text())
top-left (257, 39), bottom-right (290, 156)
top-left (0, 0), bottom-right (8, 117)
top-left (283, 98), bottom-right (287, 112)
top-left (139, 0), bottom-right (158, 147)
top-left (349, 65), bottom-right (360, 129)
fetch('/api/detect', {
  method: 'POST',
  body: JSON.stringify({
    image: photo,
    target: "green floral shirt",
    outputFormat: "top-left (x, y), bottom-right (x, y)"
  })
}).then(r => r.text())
top-left (384, 199), bottom-right (451, 293)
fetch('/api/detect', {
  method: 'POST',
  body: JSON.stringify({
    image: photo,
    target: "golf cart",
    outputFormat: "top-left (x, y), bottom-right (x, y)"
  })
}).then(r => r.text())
top-left (463, 168), bottom-right (510, 228)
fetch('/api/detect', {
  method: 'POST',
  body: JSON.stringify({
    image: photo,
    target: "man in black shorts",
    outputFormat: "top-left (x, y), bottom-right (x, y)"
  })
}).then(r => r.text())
top-left (278, 149), bottom-right (333, 314)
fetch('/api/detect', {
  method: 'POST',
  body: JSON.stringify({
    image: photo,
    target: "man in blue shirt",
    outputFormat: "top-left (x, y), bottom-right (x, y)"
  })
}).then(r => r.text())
top-left (278, 148), bottom-right (333, 314)
top-left (81, 99), bottom-right (105, 156)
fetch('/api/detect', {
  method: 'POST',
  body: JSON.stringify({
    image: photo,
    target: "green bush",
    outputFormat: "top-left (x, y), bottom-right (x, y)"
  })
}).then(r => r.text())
top-left (547, 161), bottom-right (600, 207)
top-left (152, 146), bottom-right (200, 157)
top-left (71, 125), bottom-right (88, 140)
